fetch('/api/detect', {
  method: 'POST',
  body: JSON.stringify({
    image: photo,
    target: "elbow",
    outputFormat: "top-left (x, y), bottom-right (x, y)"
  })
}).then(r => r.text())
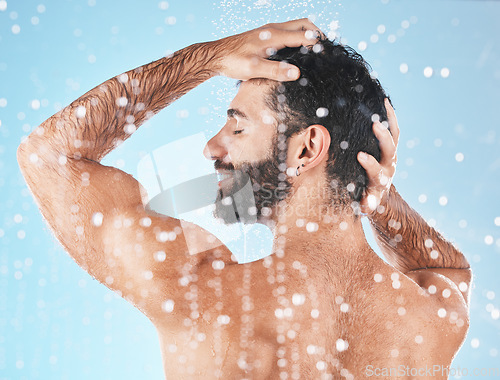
top-left (17, 138), bottom-right (41, 176)
top-left (17, 140), bottom-right (30, 170)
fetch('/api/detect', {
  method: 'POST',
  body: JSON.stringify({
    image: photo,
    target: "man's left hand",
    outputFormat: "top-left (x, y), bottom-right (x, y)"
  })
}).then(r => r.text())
top-left (357, 98), bottom-right (399, 215)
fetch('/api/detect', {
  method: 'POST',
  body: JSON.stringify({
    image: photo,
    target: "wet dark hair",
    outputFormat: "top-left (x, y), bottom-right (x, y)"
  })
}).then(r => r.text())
top-left (267, 38), bottom-right (390, 206)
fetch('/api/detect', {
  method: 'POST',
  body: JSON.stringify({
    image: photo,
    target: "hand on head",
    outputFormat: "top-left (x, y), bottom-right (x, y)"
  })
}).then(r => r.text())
top-left (214, 18), bottom-right (325, 82)
top-left (357, 99), bottom-right (399, 215)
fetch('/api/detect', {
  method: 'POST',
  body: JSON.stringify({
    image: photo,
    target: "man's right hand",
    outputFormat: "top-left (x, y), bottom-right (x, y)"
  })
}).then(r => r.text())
top-left (211, 18), bottom-right (323, 82)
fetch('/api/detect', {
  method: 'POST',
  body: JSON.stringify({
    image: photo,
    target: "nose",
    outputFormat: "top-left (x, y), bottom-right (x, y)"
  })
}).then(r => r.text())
top-left (203, 131), bottom-right (227, 161)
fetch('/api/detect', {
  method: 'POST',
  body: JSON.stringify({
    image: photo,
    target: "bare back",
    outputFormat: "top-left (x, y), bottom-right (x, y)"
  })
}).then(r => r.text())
top-left (152, 242), bottom-right (469, 379)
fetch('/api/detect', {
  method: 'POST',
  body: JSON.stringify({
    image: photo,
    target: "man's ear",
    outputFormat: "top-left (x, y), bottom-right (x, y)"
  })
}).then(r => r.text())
top-left (288, 124), bottom-right (331, 173)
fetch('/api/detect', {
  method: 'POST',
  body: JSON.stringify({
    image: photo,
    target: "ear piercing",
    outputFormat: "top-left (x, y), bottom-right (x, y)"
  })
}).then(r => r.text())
top-left (296, 164), bottom-right (305, 176)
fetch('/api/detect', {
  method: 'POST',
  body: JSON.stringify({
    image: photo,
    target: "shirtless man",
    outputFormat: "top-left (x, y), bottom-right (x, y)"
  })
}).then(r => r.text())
top-left (17, 19), bottom-right (471, 379)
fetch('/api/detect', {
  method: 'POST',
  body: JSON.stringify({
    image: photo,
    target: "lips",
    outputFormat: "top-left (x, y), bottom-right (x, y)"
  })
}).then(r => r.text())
top-left (216, 170), bottom-right (234, 188)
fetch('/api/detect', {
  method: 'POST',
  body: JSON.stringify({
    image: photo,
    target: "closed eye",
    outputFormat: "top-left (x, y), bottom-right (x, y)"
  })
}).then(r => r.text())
top-left (233, 130), bottom-right (244, 135)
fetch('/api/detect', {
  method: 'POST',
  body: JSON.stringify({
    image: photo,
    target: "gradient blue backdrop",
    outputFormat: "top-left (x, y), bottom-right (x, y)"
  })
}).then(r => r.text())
top-left (1, 0), bottom-right (499, 379)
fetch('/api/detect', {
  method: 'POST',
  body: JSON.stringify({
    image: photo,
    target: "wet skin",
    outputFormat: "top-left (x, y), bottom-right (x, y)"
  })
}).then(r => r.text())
top-left (17, 19), bottom-right (471, 379)
top-left (149, 82), bottom-right (470, 379)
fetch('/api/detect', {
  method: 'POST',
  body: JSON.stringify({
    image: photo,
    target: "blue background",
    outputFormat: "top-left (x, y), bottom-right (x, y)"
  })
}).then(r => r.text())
top-left (1, 0), bottom-right (499, 378)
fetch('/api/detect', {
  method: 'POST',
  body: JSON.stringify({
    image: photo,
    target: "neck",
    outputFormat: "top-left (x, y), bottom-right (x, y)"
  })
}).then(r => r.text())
top-left (264, 200), bottom-right (372, 263)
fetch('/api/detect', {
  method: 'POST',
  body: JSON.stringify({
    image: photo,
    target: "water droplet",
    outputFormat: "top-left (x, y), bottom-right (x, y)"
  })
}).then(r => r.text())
top-left (415, 335), bottom-right (423, 344)
top-left (306, 344), bottom-right (316, 354)
top-left (162, 299), bottom-right (174, 313)
top-left (438, 196), bottom-right (448, 206)
top-left (212, 260), bottom-right (225, 270)
top-left (316, 361), bottom-right (326, 370)
top-left (455, 152), bottom-right (464, 162)
top-left (440, 67), bottom-right (450, 78)
top-left (336, 339), bottom-right (348, 352)
top-left (423, 67), bottom-right (433, 78)
top-left (217, 314), bottom-right (230, 325)
top-left (116, 97), bottom-right (128, 107)
top-left (470, 338), bottom-right (480, 349)
top-left (30, 99), bottom-right (41, 110)
top-left (437, 308), bottom-right (447, 318)
top-left (292, 293), bottom-right (305, 306)
top-left (316, 107), bottom-right (328, 118)
top-left (484, 235), bottom-right (494, 245)
top-left (165, 16), bottom-right (176, 25)
top-left (258, 30), bottom-right (272, 41)
top-left (306, 222), bottom-right (318, 232)
top-left (75, 105), bottom-right (86, 118)
top-left (91, 212), bottom-right (103, 226)
top-left (153, 251), bottom-right (166, 262)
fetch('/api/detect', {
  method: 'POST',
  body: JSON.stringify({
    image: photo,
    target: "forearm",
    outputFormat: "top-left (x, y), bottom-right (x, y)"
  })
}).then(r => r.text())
top-left (19, 41), bottom-right (219, 161)
top-left (369, 185), bottom-right (470, 273)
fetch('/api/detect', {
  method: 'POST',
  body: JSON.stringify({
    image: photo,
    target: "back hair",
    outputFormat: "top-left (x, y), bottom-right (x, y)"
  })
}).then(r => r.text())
top-left (266, 38), bottom-right (391, 207)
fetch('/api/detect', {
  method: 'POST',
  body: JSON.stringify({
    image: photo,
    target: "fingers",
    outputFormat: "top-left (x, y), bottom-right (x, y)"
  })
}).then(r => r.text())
top-left (269, 18), bottom-right (324, 36)
top-left (358, 151), bottom-right (390, 191)
top-left (385, 98), bottom-right (400, 147)
top-left (264, 28), bottom-right (320, 51)
top-left (219, 18), bottom-right (327, 81)
top-left (250, 59), bottom-right (301, 81)
top-left (357, 151), bottom-right (381, 181)
top-left (373, 121), bottom-right (397, 168)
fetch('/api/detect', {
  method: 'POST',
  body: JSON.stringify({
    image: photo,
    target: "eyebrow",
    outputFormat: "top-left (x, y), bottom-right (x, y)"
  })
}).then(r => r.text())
top-left (227, 108), bottom-right (248, 120)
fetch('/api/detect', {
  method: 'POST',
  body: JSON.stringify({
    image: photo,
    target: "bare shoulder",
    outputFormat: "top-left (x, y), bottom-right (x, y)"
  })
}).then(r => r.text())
top-left (404, 268), bottom-right (471, 339)
top-left (18, 145), bottom-right (230, 321)
top-left (405, 268), bottom-right (471, 308)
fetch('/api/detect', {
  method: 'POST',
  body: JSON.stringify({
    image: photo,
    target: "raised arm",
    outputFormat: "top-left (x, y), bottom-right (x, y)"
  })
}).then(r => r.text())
top-left (358, 100), bottom-right (471, 306)
top-left (17, 19), bottom-right (321, 317)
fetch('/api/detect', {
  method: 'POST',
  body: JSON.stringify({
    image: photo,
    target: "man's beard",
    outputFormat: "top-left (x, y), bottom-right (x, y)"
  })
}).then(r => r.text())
top-left (213, 147), bottom-right (291, 225)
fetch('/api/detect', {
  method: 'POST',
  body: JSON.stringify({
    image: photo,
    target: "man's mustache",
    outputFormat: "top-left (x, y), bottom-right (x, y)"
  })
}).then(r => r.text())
top-left (214, 160), bottom-right (235, 171)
